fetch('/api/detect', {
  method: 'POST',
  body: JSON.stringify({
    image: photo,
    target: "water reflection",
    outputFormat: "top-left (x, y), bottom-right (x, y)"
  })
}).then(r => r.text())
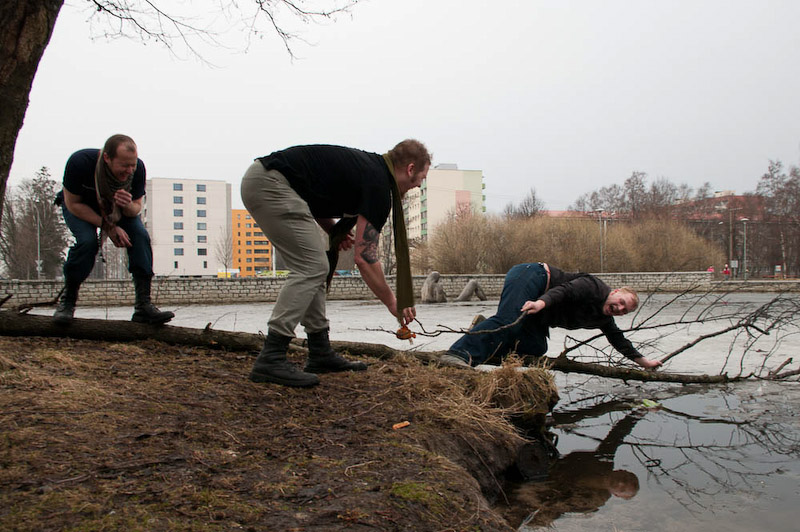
top-left (501, 411), bottom-right (645, 529)
top-left (499, 380), bottom-right (800, 531)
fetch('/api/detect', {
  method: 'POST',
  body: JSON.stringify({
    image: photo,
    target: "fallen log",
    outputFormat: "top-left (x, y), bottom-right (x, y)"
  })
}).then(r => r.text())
top-left (0, 311), bottom-right (263, 351)
top-left (0, 310), bottom-right (749, 383)
top-left (542, 353), bottom-right (738, 383)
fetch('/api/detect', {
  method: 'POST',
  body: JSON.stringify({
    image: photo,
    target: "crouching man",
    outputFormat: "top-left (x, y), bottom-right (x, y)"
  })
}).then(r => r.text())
top-left (53, 134), bottom-right (174, 326)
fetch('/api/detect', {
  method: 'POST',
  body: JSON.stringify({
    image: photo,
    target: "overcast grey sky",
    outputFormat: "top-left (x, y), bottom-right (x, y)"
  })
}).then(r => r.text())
top-left (9, 0), bottom-right (800, 212)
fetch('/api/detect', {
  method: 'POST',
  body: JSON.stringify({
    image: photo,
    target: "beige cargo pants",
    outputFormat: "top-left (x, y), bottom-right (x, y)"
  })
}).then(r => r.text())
top-left (240, 161), bottom-right (330, 338)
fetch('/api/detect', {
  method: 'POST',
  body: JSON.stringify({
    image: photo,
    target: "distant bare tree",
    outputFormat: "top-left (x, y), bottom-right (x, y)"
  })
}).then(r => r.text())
top-left (409, 237), bottom-right (430, 275)
top-left (754, 160), bottom-right (800, 277)
top-left (0, 168), bottom-right (69, 279)
top-left (214, 226), bottom-right (233, 276)
top-left (503, 188), bottom-right (545, 219)
top-left (430, 206), bottom-right (493, 273)
top-left (374, 211), bottom-right (396, 276)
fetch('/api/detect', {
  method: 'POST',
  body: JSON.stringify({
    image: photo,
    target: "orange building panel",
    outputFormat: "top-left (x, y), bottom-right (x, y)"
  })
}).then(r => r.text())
top-left (232, 209), bottom-right (273, 277)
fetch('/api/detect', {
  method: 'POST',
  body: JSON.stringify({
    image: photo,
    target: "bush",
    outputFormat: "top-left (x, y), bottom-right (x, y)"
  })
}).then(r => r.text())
top-left (421, 213), bottom-right (725, 274)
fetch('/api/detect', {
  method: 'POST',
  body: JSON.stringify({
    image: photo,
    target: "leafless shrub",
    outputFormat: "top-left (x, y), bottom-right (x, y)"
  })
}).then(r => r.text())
top-left (427, 214), bottom-right (725, 274)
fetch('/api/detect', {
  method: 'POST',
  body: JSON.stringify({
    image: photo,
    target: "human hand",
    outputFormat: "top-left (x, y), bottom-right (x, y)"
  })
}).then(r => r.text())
top-left (110, 226), bottom-right (131, 247)
top-left (388, 301), bottom-right (416, 325)
top-left (113, 189), bottom-right (132, 208)
top-left (338, 232), bottom-right (355, 251)
top-left (521, 299), bottom-right (545, 315)
top-left (635, 357), bottom-right (662, 370)
top-left (401, 306), bottom-right (417, 325)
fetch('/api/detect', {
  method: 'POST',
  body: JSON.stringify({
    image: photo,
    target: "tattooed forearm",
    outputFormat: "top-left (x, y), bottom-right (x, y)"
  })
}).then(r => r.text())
top-left (358, 222), bottom-right (380, 264)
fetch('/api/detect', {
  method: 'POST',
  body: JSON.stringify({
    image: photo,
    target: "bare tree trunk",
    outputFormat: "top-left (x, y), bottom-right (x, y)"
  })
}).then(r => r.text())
top-left (0, 0), bottom-right (63, 223)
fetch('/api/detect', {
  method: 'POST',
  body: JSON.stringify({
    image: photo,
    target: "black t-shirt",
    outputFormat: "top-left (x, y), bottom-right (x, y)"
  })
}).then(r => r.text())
top-left (535, 266), bottom-right (642, 360)
top-left (257, 145), bottom-right (393, 231)
top-left (58, 148), bottom-right (146, 214)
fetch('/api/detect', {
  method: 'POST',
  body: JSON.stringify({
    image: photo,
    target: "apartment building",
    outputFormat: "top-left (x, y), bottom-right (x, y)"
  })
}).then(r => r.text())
top-left (232, 209), bottom-right (274, 277)
top-left (144, 178), bottom-right (232, 277)
top-left (404, 163), bottom-right (485, 241)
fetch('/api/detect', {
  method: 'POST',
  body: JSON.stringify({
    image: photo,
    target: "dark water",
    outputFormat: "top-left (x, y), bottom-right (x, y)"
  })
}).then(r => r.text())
top-left (498, 377), bottom-right (800, 531)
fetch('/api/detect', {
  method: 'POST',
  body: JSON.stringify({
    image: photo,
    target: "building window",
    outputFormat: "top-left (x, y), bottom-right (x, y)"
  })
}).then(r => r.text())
top-left (174, 235), bottom-right (184, 243)
top-left (245, 232), bottom-right (251, 237)
top-left (245, 214), bottom-right (251, 219)
top-left (173, 196), bottom-right (183, 204)
top-left (246, 258), bottom-right (252, 263)
top-left (174, 248), bottom-right (184, 256)
top-left (203, 260), bottom-right (208, 268)
top-left (197, 235), bottom-right (207, 243)
top-left (197, 210), bottom-right (206, 218)
top-left (173, 222), bottom-right (183, 230)
top-left (245, 223), bottom-right (251, 228)
top-left (173, 183), bottom-right (183, 191)
top-left (173, 209), bottom-right (183, 217)
top-left (198, 248), bottom-right (207, 256)
top-left (197, 184), bottom-right (206, 192)
top-left (197, 222), bottom-right (206, 230)
top-left (174, 261), bottom-right (179, 268)
top-left (246, 241), bottom-right (251, 246)
top-left (197, 197), bottom-right (206, 205)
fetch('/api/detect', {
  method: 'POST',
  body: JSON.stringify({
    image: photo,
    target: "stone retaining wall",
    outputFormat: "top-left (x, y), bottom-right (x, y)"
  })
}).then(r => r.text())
top-left (2, 272), bottom-right (798, 308)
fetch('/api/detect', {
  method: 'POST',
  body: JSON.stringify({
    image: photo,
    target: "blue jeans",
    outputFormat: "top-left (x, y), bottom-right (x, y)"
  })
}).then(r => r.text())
top-left (449, 263), bottom-right (549, 365)
top-left (62, 204), bottom-right (154, 283)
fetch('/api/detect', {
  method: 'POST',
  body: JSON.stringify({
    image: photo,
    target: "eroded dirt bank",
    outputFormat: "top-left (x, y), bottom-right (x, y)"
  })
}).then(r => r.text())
top-left (0, 335), bottom-right (557, 531)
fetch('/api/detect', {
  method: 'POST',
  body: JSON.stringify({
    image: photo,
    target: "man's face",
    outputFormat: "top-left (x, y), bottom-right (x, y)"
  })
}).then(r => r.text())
top-left (603, 290), bottom-right (636, 316)
top-left (104, 148), bottom-right (138, 181)
top-left (398, 162), bottom-right (430, 194)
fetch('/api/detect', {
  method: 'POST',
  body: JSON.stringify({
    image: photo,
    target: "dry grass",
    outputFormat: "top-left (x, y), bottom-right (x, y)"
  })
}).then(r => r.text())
top-left (467, 356), bottom-right (558, 421)
top-left (0, 335), bottom-right (559, 532)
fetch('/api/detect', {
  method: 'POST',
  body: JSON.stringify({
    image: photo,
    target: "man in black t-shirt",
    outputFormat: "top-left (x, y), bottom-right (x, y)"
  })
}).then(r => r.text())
top-left (241, 140), bottom-right (431, 387)
top-left (53, 134), bottom-right (173, 325)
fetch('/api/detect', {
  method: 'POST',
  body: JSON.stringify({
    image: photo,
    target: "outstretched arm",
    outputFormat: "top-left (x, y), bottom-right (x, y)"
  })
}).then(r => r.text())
top-left (601, 321), bottom-right (662, 369)
top-left (353, 215), bottom-right (415, 325)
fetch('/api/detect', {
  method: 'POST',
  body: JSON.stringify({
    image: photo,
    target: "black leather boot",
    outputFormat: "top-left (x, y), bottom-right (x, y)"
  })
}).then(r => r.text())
top-left (53, 279), bottom-right (80, 326)
top-left (132, 275), bottom-right (174, 324)
top-left (304, 328), bottom-right (367, 374)
top-left (250, 332), bottom-right (320, 387)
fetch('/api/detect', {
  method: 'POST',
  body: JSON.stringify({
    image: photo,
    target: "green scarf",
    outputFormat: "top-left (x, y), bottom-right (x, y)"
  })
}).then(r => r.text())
top-left (382, 153), bottom-right (415, 316)
top-left (94, 151), bottom-right (133, 228)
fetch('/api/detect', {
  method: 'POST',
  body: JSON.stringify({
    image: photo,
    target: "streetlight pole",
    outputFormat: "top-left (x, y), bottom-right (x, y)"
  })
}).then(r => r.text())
top-left (741, 218), bottom-right (749, 281)
top-left (594, 209), bottom-right (604, 273)
top-left (727, 206), bottom-right (741, 275)
top-left (30, 201), bottom-right (42, 280)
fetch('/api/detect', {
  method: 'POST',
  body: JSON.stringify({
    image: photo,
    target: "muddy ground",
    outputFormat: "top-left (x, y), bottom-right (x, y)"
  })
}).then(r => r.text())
top-left (0, 334), bottom-right (557, 531)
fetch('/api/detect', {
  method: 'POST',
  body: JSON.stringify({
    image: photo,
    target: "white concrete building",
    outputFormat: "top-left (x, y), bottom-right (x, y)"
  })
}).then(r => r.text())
top-left (404, 164), bottom-right (484, 241)
top-left (144, 178), bottom-right (231, 277)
